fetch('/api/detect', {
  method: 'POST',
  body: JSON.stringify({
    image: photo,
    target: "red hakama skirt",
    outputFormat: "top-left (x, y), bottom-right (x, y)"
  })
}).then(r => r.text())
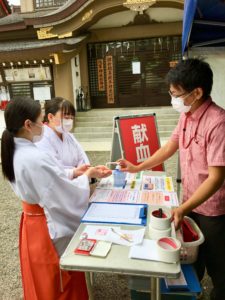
top-left (19, 201), bottom-right (88, 300)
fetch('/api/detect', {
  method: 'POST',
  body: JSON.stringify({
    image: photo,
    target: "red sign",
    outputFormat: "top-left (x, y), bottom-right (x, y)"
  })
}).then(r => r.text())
top-left (118, 115), bottom-right (163, 171)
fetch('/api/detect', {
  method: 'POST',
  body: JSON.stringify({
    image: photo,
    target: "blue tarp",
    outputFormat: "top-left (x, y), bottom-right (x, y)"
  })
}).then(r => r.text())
top-left (182, 0), bottom-right (225, 54)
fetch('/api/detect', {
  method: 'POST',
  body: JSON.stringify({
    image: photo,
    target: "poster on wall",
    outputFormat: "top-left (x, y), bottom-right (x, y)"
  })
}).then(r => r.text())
top-left (132, 61), bottom-right (141, 74)
top-left (97, 59), bottom-right (105, 91)
top-left (4, 67), bottom-right (51, 82)
top-left (105, 55), bottom-right (115, 104)
top-left (0, 86), bottom-right (7, 100)
top-left (33, 86), bottom-right (51, 101)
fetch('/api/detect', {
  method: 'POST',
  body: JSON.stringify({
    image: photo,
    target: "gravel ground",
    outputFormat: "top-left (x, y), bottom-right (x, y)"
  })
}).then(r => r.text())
top-left (0, 151), bottom-right (213, 300)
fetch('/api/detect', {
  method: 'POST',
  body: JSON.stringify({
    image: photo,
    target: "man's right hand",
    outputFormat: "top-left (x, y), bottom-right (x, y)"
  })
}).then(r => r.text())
top-left (117, 159), bottom-right (138, 173)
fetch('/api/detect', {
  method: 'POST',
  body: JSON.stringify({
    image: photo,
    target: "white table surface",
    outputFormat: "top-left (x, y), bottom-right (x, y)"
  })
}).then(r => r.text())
top-left (60, 222), bottom-right (180, 279)
top-left (60, 173), bottom-right (180, 300)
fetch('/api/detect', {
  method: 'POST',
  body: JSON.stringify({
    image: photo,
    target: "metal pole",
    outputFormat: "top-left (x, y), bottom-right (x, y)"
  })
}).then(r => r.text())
top-left (156, 278), bottom-right (161, 300)
top-left (150, 277), bottom-right (156, 300)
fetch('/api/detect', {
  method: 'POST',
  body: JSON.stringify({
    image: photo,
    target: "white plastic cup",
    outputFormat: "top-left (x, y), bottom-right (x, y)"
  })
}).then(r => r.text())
top-left (157, 237), bottom-right (181, 263)
top-left (148, 224), bottom-right (171, 240)
top-left (150, 207), bottom-right (171, 230)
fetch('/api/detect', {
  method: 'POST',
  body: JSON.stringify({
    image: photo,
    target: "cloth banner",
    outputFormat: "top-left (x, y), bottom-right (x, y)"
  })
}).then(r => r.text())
top-left (97, 59), bottom-right (105, 91)
top-left (105, 55), bottom-right (115, 104)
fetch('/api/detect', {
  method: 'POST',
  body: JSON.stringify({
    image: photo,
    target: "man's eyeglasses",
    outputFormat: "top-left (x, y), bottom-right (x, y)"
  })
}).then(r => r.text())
top-left (168, 91), bottom-right (187, 98)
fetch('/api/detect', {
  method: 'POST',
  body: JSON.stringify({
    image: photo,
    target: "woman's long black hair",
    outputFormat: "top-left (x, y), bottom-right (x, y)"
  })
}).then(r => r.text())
top-left (43, 97), bottom-right (75, 122)
top-left (1, 97), bottom-right (41, 182)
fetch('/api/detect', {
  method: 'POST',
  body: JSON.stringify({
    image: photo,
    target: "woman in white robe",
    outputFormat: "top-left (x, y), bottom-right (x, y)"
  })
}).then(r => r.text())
top-left (1, 97), bottom-right (111, 300)
top-left (36, 98), bottom-right (90, 179)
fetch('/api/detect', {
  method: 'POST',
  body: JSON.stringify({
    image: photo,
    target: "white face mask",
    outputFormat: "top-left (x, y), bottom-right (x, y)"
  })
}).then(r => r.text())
top-left (55, 119), bottom-right (73, 133)
top-left (171, 91), bottom-right (196, 113)
top-left (32, 123), bottom-right (44, 143)
top-left (171, 97), bottom-right (191, 113)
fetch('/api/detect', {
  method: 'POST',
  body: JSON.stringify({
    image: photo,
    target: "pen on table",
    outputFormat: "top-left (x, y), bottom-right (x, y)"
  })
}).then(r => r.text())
top-left (110, 228), bottom-right (132, 242)
top-left (159, 208), bottom-right (163, 218)
top-left (122, 180), bottom-right (127, 189)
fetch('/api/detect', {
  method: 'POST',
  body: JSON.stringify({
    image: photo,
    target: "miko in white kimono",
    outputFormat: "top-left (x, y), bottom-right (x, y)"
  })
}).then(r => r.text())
top-left (36, 97), bottom-right (90, 179)
top-left (1, 97), bottom-right (112, 300)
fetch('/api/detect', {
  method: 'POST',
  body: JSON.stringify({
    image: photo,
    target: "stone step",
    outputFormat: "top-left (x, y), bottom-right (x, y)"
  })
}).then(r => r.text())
top-left (74, 124), bottom-right (175, 133)
top-left (74, 132), bottom-right (113, 140)
top-left (78, 136), bottom-right (170, 151)
top-left (74, 107), bottom-right (178, 151)
top-left (75, 118), bottom-right (178, 127)
top-left (74, 130), bottom-right (171, 141)
top-left (75, 127), bottom-right (112, 133)
top-left (76, 107), bottom-right (177, 116)
top-left (75, 114), bottom-right (178, 122)
top-left (78, 137), bottom-right (112, 143)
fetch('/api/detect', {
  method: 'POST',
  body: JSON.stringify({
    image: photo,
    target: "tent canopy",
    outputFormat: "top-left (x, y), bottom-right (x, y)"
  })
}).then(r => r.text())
top-left (182, 0), bottom-right (225, 54)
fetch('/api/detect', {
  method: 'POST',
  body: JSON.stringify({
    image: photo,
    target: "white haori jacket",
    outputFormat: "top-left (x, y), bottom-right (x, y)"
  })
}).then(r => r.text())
top-left (36, 125), bottom-right (89, 179)
top-left (12, 138), bottom-right (89, 254)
